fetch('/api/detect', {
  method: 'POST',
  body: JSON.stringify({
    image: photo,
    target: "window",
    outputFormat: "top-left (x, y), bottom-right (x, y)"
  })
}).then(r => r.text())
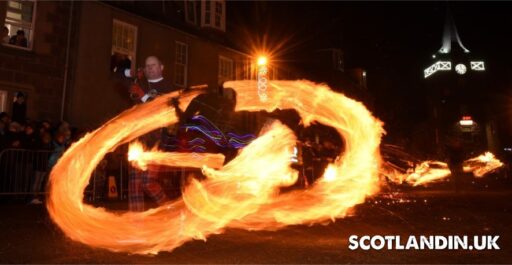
top-left (333, 49), bottom-right (344, 72)
top-left (175, 41), bottom-right (188, 87)
top-left (111, 19), bottom-right (137, 73)
top-left (185, 0), bottom-right (197, 25)
top-left (214, 2), bottom-right (222, 28)
top-left (218, 56), bottom-right (233, 85)
top-left (244, 59), bottom-right (252, 79)
top-left (201, 0), bottom-right (225, 31)
top-left (236, 60), bottom-right (251, 80)
top-left (3, 0), bottom-right (36, 50)
top-left (204, 1), bottom-right (211, 25)
top-left (269, 67), bottom-right (278, 80)
top-left (0, 90), bottom-right (7, 113)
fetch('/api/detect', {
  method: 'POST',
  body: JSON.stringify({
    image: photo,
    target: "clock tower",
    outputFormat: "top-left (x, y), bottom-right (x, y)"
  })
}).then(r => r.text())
top-left (423, 7), bottom-right (491, 156)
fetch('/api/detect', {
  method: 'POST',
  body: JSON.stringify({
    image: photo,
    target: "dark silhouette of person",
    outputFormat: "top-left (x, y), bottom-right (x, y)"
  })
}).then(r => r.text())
top-left (12, 92), bottom-right (26, 124)
top-left (9, 30), bottom-right (27, 47)
top-left (2, 26), bottom-right (9, 43)
top-left (170, 87), bottom-right (250, 162)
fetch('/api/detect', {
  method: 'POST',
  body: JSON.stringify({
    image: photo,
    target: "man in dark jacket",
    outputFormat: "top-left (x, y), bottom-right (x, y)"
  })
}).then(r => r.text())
top-left (126, 56), bottom-right (178, 211)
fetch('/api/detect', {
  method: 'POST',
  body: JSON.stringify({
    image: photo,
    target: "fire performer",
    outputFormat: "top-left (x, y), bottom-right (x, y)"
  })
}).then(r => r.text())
top-left (123, 55), bottom-right (178, 211)
top-left (170, 87), bottom-right (253, 162)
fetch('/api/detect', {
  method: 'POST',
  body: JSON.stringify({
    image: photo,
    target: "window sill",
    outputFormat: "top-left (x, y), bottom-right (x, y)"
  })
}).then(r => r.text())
top-left (0, 43), bottom-right (35, 57)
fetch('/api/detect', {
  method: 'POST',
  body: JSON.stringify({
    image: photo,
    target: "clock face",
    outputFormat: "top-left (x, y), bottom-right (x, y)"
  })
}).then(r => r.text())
top-left (455, 63), bottom-right (467, 75)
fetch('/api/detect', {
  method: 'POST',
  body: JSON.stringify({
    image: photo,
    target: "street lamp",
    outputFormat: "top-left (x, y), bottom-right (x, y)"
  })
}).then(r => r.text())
top-left (257, 56), bottom-right (268, 66)
top-left (257, 55), bottom-right (269, 102)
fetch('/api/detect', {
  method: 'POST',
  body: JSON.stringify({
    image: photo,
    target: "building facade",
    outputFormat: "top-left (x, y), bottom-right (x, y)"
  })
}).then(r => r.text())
top-left (1, 0), bottom-right (272, 132)
top-left (68, 1), bottom-right (260, 130)
top-left (0, 0), bottom-right (72, 122)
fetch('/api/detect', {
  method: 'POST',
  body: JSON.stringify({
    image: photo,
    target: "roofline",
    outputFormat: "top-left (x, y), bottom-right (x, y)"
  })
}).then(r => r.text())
top-left (97, 1), bottom-right (250, 58)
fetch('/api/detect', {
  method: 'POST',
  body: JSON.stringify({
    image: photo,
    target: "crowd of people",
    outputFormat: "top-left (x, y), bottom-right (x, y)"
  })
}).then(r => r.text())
top-left (2, 26), bottom-right (28, 48)
top-left (0, 113), bottom-right (77, 152)
top-left (0, 92), bottom-right (83, 204)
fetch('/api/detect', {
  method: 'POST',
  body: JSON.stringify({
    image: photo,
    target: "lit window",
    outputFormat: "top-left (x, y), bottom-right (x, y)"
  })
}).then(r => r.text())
top-left (175, 42), bottom-right (188, 87)
top-left (3, 0), bottom-right (36, 50)
top-left (218, 56), bottom-right (233, 85)
top-left (111, 19), bottom-right (137, 73)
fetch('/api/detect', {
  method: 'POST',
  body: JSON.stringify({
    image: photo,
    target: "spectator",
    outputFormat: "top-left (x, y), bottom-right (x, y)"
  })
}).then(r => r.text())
top-left (21, 123), bottom-right (37, 149)
top-left (0, 121), bottom-right (6, 149)
top-left (38, 120), bottom-right (51, 137)
top-left (9, 29), bottom-right (27, 47)
top-left (29, 131), bottom-right (53, 205)
top-left (56, 121), bottom-right (72, 145)
top-left (0, 112), bottom-right (10, 149)
top-left (12, 92), bottom-right (27, 124)
top-left (0, 112), bottom-right (10, 125)
top-left (6, 121), bottom-right (22, 148)
top-left (110, 52), bottom-right (131, 73)
top-left (2, 26), bottom-right (9, 43)
top-left (48, 132), bottom-right (67, 171)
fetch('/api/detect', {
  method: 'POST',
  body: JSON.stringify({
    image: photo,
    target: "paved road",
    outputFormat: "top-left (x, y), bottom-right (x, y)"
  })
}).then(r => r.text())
top-left (0, 188), bottom-right (511, 264)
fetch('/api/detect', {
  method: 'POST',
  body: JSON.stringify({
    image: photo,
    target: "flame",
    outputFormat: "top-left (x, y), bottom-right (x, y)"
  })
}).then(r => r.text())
top-left (385, 152), bottom-right (504, 186)
top-left (463, 152), bottom-right (503, 177)
top-left (46, 80), bottom-right (502, 254)
top-left (46, 80), bottom-right (383, 254)
top-left (403, 161), bottom-right (451, 186)
top-left (127, 141), bottom-right (146, 170)
top-left (128, 142), bottom-right (225, 170)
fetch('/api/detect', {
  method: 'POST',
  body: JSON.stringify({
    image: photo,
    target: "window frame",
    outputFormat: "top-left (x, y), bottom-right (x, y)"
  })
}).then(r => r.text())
top-left (214, 1), bottom-right (222, 28)
top-left (0, 90), bottom-right (8, 113)
top-left (201, 0), bottom-right (225, 31)
top-left (2, 0), bottom-right (37, 51)
top-left (111, 19), bottom-right (138, 73)
top-left (174, 41), bottom-right (188, 87)
top-left (184, 0), bottom-right (197, 25)
top-left (218, 55), bottom-right (234, 85)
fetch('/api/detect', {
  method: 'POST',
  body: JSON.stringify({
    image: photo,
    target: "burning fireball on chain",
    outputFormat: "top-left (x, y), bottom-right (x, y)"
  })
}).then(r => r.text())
top-left (45, 80), bottom-right (504, 255)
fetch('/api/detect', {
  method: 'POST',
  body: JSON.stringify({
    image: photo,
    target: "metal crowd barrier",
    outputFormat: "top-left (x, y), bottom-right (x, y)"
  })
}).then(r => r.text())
top-left (0, 148), bottom-right (52, 196)
top-left (0, 148), bottom-right (186, 202)
top-left (0, 146), bottom-right (325, 201)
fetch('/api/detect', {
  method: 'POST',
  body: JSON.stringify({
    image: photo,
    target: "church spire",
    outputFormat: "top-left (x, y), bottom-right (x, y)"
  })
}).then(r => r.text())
top-left (438, 7), bottom-right (470, 54)
top-left (424, 5), bottom-right (485, 78)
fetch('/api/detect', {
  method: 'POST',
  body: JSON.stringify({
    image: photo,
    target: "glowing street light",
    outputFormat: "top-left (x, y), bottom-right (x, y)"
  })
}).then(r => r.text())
top-left (257, 55), bottom-right (269, 102)
top-left (257, 56), bottom-right (268, 66)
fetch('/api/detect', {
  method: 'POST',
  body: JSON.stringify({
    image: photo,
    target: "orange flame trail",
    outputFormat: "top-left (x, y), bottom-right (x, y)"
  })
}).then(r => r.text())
top-left (385, 152), bottom-right (504, 186)
top-left (47, 80), bottom-right (502, 254)
top-left (47, 80), bottom-right (384, 253)
top-left (463, 152), bottom-right (503, 177)
top-left (128, 141), bottom-right (225, 170)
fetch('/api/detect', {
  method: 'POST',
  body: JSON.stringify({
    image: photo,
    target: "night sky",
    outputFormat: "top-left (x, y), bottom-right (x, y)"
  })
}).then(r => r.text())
top-left (227, 1), bottom-right (512, 141)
